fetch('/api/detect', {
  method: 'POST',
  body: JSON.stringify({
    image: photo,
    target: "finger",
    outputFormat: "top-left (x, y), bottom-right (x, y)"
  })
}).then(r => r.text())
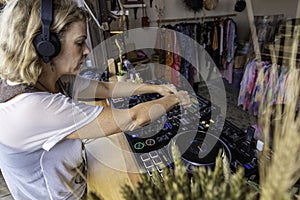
top-left (181, 97), bottom-right (192, 107)
top-left (176, 91), bottom-right (191, 108)
top-left (164, 84), bottom-right (178, 94)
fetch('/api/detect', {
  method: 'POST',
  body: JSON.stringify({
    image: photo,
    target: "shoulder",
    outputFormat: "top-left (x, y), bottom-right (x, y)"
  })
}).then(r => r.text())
top-left (4, 92), bottom-right (80, 114)
top-left (59, 74), bottom-right (76, 84)
top-left (59, 75), bottom-right (92, 97)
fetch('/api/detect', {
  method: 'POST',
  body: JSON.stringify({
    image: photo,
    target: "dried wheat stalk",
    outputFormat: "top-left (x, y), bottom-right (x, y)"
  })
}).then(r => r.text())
top-left (259, 67), bottom-right (300, 200)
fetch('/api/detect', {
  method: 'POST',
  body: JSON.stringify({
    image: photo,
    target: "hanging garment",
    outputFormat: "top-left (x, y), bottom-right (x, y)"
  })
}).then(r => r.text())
top-left (251, 63), bottom-right (272, 115)
top-left (226, 19), bottom-right (237, 63)
top-left (212, 24), bottom-right (219, 51)
top-left (238, 61), bottom-right (259, 110)
top-left (221, 19), bottom-right (237, 83)
top-left (283, 69), bottom-right (300, 104)
top-left (219, 21), bottom-right (224, 65)
top-left (263, 63), bottom-right (279, 105)
top-left (273, 67), bottom-right (289, 104)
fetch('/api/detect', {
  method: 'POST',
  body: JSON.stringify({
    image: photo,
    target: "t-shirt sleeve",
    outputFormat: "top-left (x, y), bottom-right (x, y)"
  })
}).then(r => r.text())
top-left (41, 93), bottom-right (103, 151)
top-left (2, 92), bottom-right (103, 151)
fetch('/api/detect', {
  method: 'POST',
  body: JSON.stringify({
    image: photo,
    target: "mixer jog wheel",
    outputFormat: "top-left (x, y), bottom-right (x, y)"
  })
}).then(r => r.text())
top-left (169, 131), bottom-right (232, 172)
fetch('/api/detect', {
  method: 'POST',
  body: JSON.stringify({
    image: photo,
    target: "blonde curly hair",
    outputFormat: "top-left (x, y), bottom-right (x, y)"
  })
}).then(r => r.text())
top-left (0, 0), bottom-right (89, 85)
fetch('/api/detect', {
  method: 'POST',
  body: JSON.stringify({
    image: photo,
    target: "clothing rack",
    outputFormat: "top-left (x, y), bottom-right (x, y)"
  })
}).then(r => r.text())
top-left (260, 52), bottom-right (300, 63)
top-left (154, 15), bottom-right (238, 85)
top-left (259, 23), bottom-right (300, 66)
top-left (156, 13), bottom-right (237, 26)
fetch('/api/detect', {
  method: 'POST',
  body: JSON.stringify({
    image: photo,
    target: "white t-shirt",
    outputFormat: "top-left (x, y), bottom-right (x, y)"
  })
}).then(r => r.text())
top-left (0, 77), bottom-right (103, 200)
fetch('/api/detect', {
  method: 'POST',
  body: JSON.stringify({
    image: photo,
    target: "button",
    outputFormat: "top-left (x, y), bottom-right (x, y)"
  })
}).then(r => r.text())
top-left (149, 151), bottom-right (158, 158)
top-left (165, 122), bottom-right (172, 128)
top-left (198, 124), bottom-right (205, 130)
top-left (256, 140), bottom-right (264, 151)
top-left (144, 160), bottom-right (153, 168)
top-left (153, 156), bottom-right (163, 165)
top-left (134, 142), bottom-right (145, 150)
top-left (145, 139), bottom-right (156, 146)
top-left (244, 163), bottom-right (252, 170)
top-left (140, 153), bottom-right (150, 161)
top-left (191, 98), bottom-right (198, 104)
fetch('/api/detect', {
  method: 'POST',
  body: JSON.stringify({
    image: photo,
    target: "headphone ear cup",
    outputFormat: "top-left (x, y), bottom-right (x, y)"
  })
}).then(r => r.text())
top-left (49, 33), bottom-right (61, 58)
top-left (33, 33), bottom-right (61, 62)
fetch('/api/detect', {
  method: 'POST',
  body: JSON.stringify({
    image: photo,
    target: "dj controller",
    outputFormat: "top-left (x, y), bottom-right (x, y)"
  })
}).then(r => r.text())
top-left (110, 87), bottom-right (259, 181)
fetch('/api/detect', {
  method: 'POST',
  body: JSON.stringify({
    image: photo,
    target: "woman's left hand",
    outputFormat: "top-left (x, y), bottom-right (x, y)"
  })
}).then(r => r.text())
top-left (156, 84), bottom-right (178, 96)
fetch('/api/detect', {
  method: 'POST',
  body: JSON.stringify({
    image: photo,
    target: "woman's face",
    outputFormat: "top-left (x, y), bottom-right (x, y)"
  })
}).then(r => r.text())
top-left (53, 20), bottom-right (90, 75)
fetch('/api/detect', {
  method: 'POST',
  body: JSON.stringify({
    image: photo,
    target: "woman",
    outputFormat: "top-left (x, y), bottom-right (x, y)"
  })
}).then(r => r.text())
top-left (0, 0), bottom-right (190, 199)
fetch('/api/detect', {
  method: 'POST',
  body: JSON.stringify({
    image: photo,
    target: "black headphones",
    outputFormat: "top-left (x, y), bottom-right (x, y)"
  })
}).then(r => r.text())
top-left (33, 0), bottom-right (61, 63)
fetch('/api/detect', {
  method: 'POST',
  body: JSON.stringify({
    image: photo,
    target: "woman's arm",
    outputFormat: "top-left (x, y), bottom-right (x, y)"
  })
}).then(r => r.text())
top-left (77, 78), bottom-right (178, 99)
top-left (67, 91), bottom-right (189, 139)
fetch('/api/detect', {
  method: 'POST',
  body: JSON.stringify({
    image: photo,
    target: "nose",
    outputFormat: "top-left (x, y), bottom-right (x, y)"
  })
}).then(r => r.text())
top-left (83, 43), bottom-right (91, 55)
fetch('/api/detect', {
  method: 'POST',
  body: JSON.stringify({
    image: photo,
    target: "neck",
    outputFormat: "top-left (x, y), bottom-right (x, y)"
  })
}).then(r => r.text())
top-left (37, 63), bottom-right (60, 93)
top-left (37, 80), bottom-right (58, 93)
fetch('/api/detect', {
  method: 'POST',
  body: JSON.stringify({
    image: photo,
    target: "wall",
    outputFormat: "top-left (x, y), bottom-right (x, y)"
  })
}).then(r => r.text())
top-left (237, 0), bottom-right (299, 42)
top-left (124, 0), bottom-right (236, 28)
top-left (112, 0), bottom-right (300, 43)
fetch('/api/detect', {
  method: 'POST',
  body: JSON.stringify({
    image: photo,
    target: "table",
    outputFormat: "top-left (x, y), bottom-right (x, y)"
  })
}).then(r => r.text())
top-left (84, 99), bottom-right (142, 200)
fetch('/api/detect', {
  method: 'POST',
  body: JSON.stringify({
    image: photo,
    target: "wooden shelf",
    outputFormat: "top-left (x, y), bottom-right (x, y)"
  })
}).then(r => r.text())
top-left (123, 3), bottom-right (146, 9)
top-left (123, 3), bottom-right (146, 19)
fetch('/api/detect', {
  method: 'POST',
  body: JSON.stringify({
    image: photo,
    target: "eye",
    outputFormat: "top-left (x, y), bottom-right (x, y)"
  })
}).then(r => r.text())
top-left (76, 41), bottom-right (85, 47)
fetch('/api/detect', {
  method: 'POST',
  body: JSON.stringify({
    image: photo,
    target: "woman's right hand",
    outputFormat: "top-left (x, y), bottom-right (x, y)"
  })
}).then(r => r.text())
top-left (172, 90), bottom-right (192, 108)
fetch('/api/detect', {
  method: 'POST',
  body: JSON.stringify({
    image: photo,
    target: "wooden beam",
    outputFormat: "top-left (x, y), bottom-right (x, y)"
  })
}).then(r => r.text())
top-left (84, 0), bottom-right (112, 81)
top-left (245, 0), bottom-right (261, 64)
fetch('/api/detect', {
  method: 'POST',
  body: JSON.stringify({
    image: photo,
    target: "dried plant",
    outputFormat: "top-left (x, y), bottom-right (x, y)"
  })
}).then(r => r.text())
top-left (120, 146), bottom-right (256, 200)
top-left (86, 192), bottom-right (103, 200)
top-left (258, 71), bottom-right (300, 199)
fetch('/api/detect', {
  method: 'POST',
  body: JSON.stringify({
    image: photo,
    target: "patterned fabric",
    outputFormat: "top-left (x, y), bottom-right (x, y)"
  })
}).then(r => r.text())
top-left (251, 64), bottom-right (272, 115)
top-left (238, 60), bottom-right (299, 116)
top-left (264, 64), bottom-right (279, 104)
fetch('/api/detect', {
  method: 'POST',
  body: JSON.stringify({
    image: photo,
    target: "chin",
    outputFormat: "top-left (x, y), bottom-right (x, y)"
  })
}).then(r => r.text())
top-left (66, 70), bottom-right (80, 76)
top-left (72, 67), bottom-right (81, 74)
top-left (72, 71), bottom-right (81, 75)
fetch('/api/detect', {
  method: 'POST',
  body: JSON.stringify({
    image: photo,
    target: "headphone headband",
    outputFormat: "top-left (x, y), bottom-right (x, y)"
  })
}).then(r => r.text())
top-left (33, 0), bottom-right (61, 63)
top-left (41, 0), bottom-right (52, 41)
